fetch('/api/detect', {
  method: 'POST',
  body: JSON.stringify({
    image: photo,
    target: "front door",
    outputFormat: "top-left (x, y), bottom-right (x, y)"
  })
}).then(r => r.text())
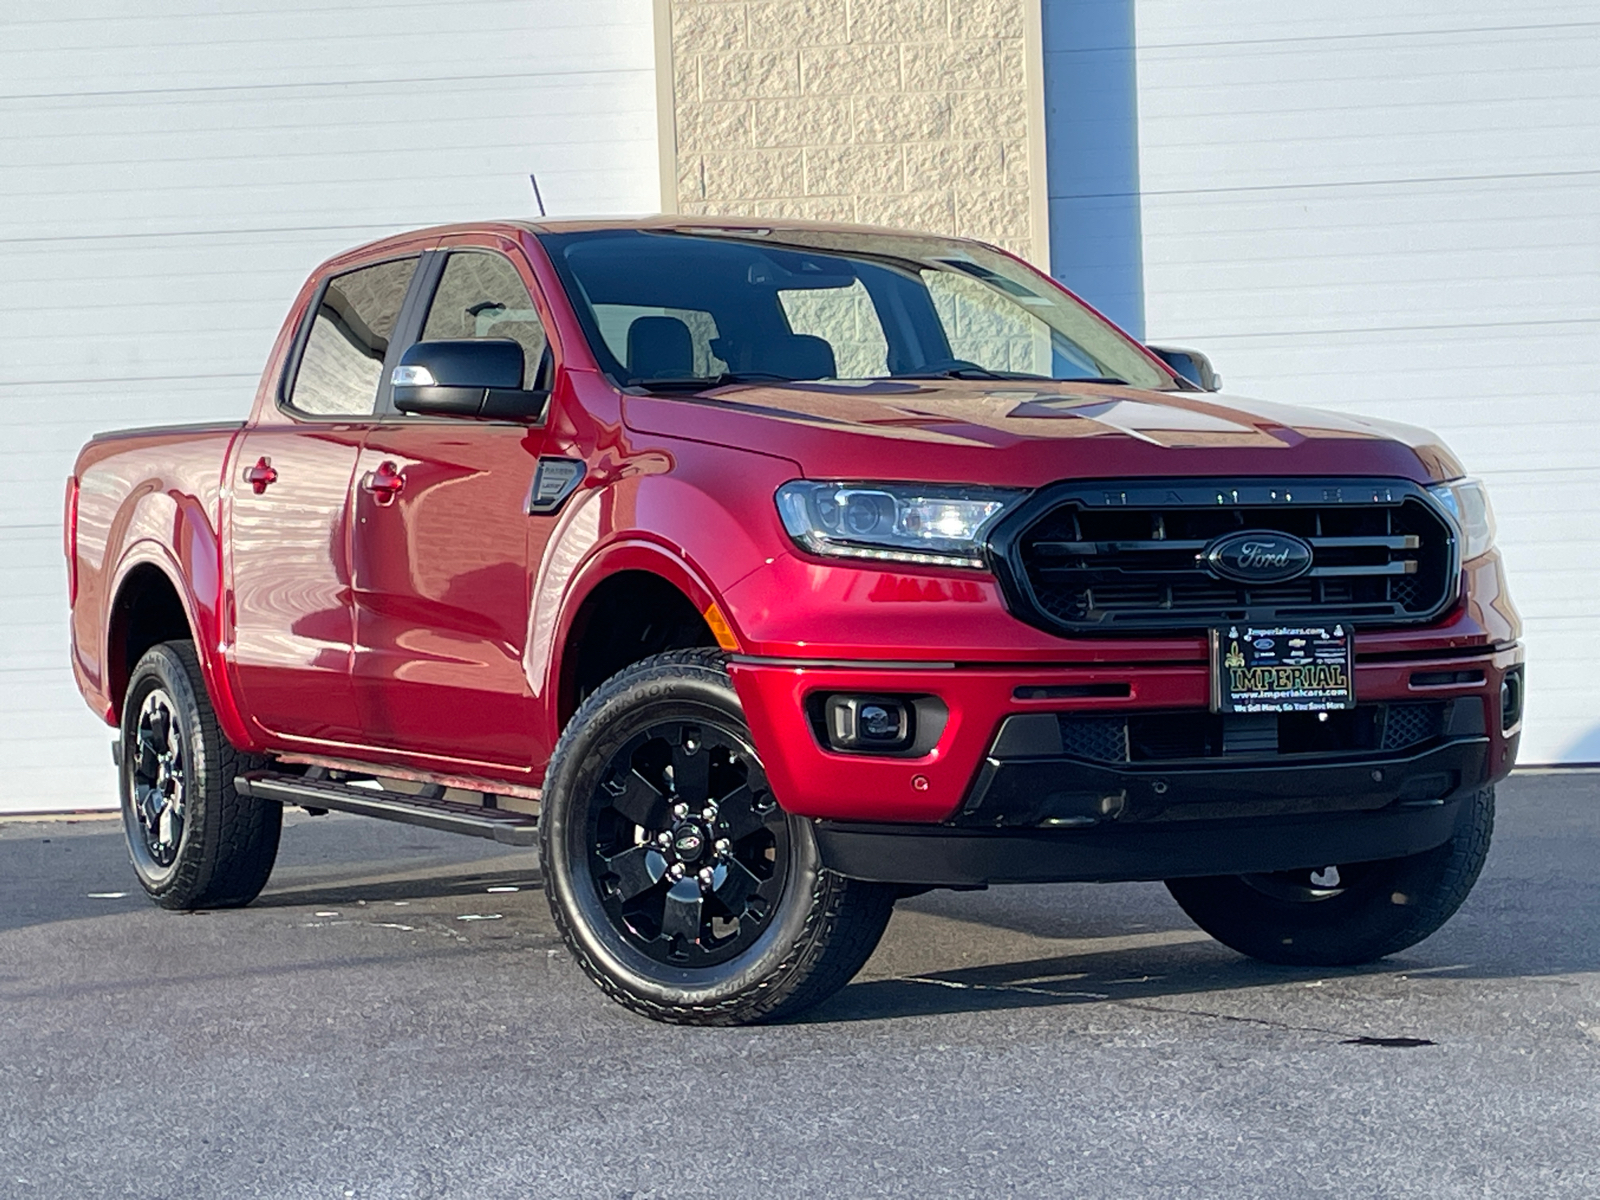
top-left (229, 255), bottom-right (419, 742)
top-left (349, 245), bottom-right (556, 769)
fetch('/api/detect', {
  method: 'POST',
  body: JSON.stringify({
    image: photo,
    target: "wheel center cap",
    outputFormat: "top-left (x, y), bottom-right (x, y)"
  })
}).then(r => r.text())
top-left (671, 822), bottom-right (707, 863)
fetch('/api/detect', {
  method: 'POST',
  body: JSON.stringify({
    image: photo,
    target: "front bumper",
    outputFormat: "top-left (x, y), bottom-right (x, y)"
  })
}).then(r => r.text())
top-left (728, 643), bottom-right (1523, 823)
top-left (728, 642), bottom-right (1522, 884)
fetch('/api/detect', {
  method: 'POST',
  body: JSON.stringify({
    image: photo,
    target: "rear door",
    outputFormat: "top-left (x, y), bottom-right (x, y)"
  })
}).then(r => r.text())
top-left (349, 239), bottom-right (557, 769)
top-left (229, 255), bottom-right (419, 742)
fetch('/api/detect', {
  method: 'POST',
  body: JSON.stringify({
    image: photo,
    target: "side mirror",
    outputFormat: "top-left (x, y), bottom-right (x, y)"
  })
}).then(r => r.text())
top-left (1147, 345), bottom-right (1222, 392)
top-left (392, 339), bottom-right (549, 420)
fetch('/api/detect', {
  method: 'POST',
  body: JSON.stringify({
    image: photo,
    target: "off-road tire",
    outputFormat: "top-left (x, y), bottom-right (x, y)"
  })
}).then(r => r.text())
top-left (119, 640), bottom-right (281, 909)
top-left (540, 648), bottom-right (896, 1025)
top-left (1166, 786), bottom-right (1495, 966)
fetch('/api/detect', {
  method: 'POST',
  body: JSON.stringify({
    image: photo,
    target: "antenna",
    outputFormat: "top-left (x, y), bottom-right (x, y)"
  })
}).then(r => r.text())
top-left (529, 173), bottom-right (546, 218)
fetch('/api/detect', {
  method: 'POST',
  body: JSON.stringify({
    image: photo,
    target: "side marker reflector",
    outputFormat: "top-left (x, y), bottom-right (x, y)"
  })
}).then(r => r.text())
top-left (704, 603), bottom-right (740, 652)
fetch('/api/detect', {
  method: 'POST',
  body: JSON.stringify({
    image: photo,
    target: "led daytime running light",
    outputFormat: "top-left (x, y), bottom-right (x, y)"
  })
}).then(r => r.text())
top-left (776, 481), bottom-right (1025, 569)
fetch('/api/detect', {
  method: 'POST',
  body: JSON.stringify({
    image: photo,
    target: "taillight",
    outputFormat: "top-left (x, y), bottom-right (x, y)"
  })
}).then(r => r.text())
top-left (64, 476), bottom-right (79, 605)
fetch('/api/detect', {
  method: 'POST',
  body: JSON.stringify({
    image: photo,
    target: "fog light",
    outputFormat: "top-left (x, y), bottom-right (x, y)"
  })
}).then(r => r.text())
top-left (824, 695), bottom-right (913, 752)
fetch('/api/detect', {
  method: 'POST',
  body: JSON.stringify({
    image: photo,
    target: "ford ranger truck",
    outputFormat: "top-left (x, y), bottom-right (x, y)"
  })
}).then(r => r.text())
top-left (65, 219), bottom-right (1523, 1025)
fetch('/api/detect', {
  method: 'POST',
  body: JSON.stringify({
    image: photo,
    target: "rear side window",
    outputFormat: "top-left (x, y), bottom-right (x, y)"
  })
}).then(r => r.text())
top-left (421, 251), bottom-right (549, 389)
top-left (289, 257), bottom-right (417, 416)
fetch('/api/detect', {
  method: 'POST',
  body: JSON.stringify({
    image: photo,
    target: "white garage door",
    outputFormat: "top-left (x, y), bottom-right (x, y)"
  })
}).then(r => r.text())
top-left (1136, 1), bottom-right (1600, 763)
top-left (0, 1), bottom-right (661, 814)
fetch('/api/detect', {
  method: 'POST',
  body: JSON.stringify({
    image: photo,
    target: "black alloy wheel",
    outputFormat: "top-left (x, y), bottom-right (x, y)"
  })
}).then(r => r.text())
top-left (588, 720), bottom-right (789, 968)
top-left (128, 686), bottom-right (188, 873)
top-left (542, 649), bottom-right (897, 1025)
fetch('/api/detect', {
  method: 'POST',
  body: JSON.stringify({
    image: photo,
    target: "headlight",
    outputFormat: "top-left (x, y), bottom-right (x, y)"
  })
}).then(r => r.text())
top-left (1427, 477), bottom-right (1497, 561)
top-left (775, 481), bottom-right (1025, 569)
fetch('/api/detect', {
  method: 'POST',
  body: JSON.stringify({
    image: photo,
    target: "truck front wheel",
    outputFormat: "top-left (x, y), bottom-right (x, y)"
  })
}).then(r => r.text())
top-left (119, 640), bottom-right (280, 909)
top-left (1166, 787), bottom-right (1495, 966)
top-left (541, 649), bottom-right (896, 1025)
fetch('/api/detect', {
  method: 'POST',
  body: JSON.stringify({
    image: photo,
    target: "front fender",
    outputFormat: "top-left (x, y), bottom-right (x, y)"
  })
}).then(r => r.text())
top-left (525, 441), bottom-right (801, 744)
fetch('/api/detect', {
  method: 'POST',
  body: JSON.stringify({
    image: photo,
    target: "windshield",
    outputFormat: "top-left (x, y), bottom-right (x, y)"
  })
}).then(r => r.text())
top-left (538, 227), bottom-right (1176, 391)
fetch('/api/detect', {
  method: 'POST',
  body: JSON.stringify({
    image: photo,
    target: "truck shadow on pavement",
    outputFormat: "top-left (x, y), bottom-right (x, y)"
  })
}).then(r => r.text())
top-left (805, 868), bottom-right (1600, 1024)
top-left (812, 942), bottom-right (1394, 1024)
top-left (0, 818), bottom-right (539, 935)
top-left (251, 866), bottom-right (542, 910)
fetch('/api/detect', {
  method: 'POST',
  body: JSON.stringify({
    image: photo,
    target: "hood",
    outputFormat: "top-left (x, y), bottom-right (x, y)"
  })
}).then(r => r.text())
top-left (621, 378), bottom-right (1462, 486)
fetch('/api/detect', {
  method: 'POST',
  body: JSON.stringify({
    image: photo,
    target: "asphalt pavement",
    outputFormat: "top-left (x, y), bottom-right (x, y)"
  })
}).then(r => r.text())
top-left (2, 772), bottom-right (1597, 1199)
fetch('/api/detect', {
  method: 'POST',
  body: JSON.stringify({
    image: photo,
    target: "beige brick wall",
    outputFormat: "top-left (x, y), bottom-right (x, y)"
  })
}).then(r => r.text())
top-left (663, 0), bottom-right (1042, 262)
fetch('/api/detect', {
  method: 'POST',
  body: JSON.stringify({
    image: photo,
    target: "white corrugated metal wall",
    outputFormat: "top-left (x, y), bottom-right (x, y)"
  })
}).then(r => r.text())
top-left (1135, 1), bottom-right (1600, 763)
top-left (1, 0), bottom-right (661, 813)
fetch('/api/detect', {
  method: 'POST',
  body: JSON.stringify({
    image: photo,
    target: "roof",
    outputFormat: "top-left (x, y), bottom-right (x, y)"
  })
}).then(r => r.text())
top-left (328, 213), bottom-right (988, 266)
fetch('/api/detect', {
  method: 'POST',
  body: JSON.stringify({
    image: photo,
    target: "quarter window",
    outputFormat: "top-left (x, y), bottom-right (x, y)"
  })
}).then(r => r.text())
top-left (421, 252), bottom-right (549, 389)
top-left (288, 257), bottom-right (417, 416)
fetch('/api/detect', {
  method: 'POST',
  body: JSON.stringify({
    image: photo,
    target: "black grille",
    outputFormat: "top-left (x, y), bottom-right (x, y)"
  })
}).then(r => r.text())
top-left (1058, 702), bottom-right (1445, 764)
top-left (991, 478), bottom-right (1457, 635)
top-left (1057, 714), bottom-right (1129, 762)
top-left (1382, 702), bottom-right (1445, 751)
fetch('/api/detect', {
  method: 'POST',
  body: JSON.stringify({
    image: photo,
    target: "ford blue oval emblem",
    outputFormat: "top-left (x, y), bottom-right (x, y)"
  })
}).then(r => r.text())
top-left (1203, 530), bottom-right (1314, 584)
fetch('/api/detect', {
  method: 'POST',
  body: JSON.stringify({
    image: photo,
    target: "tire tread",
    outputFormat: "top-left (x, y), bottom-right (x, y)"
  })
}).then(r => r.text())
top-left (1167, 787), bottom-right (1495, 966)
top-left (125, 640), bottom-right (280, 909)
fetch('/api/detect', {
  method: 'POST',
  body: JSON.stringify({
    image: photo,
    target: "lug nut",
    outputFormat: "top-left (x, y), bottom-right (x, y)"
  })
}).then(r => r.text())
top-left (714, 838), bottom-right (731, 857)
top-left (669, 863), bottom-right (686, 880)
top-left (701, 806), bottom-right (717, 822)
top-left (672, 802), bottom-right (689, 819)
top-left (697, 867), bottom-right (715, 888)
top-left (656, 831), bottom-right (672, 846)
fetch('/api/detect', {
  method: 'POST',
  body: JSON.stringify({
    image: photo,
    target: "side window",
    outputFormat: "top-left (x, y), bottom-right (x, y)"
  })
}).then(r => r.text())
top-left (777, 281), bottom-right (889, 378)
top-left (288, 257), bottom-right (417, 416)
top-left (421, 252), bottom-right (549, 389)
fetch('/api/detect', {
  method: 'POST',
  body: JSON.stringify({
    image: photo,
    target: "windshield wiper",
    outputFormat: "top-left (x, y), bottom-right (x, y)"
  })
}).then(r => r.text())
top-left (628, 371), bottom-right (797, 391)
top-left (892, 367), bottom-right (1048, 381)
top-left (893, 368), bottom-right (1129, 385)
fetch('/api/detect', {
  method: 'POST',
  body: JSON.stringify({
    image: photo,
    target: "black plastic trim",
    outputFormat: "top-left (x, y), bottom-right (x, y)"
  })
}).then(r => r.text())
top-left (237, 770), bottom-right (538, 846)
top-left (527, 457), bottom-right (586, 514)
top-left (813, 797), bottom-right (1471, 886)
top-left (957, 736), bottom-right (1490, 829)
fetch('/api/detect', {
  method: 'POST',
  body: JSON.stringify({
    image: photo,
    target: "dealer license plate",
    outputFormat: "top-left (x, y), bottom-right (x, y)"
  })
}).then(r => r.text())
top-left (1210, 624), bottom-right (1354, 714)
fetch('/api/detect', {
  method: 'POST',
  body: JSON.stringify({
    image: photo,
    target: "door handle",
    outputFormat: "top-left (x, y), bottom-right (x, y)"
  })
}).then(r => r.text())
top-left (243, 456), bottom-right (278, 495)
top-left (361, 461), bottom-right (405, 506)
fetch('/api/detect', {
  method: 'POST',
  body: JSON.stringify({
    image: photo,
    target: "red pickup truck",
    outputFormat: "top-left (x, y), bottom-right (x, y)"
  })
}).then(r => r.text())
top-left (66, 218), bottom-right (1523, 1024)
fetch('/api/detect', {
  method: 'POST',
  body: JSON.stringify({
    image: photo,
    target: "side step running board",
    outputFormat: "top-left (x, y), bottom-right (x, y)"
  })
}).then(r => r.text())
top-left (236, 771), bottom-right (540, 846)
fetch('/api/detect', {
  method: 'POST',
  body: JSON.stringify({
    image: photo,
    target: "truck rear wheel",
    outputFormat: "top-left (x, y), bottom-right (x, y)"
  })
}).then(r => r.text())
top-left (1166, 787), bottom-right (1494, 966)
top-left (540, 649), bottom-right (896, 1025)
top-left (119, 640), bottom-right (281, 909)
